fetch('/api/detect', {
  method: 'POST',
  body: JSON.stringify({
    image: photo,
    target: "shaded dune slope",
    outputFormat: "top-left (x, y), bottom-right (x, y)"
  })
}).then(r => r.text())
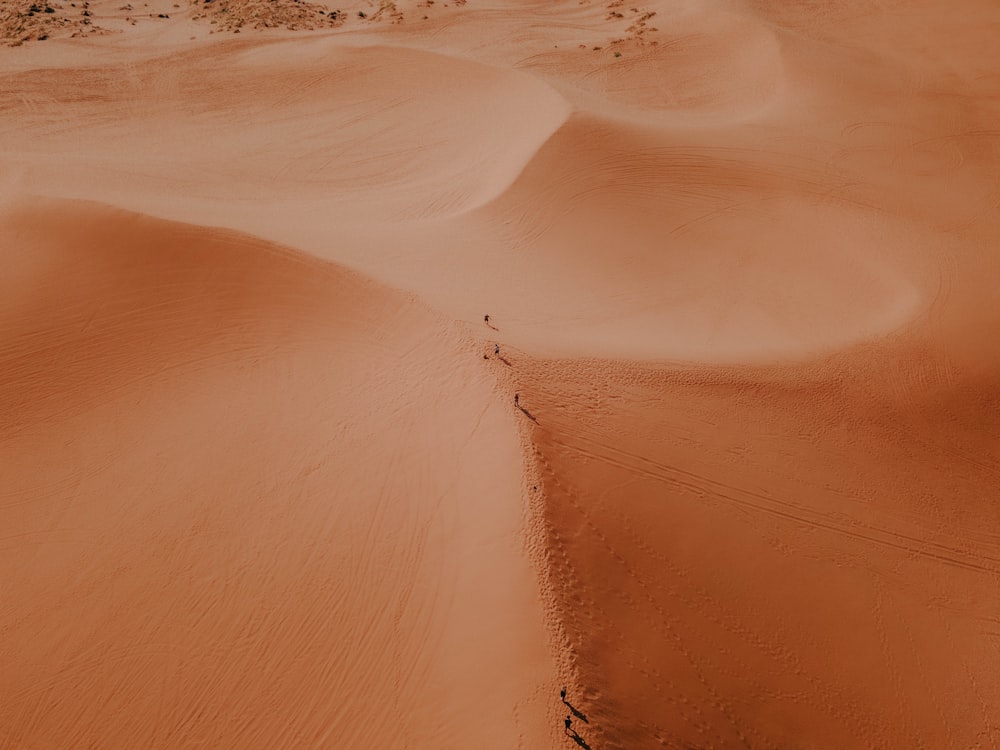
top-left (500, 3), bottom-right (1000, 746)
top-left (518, 353), bottom-right (1000, 750)
top-left (0, 199), bottom-right (556, 749)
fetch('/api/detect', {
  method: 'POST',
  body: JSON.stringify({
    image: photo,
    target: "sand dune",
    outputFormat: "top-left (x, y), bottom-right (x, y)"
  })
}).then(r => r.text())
top-left (464, 113), bottom-right (928, 360)
top-left (1, 38), bottom-right (568, 222)
top-left (518, 5), bottom-right (786, 123)
top-left (3, 0), bottom-right (1000, 747)
top-left (1, 200), bottom-right (557, 748)
top-left (520, 352), bottom-right (1000, 748)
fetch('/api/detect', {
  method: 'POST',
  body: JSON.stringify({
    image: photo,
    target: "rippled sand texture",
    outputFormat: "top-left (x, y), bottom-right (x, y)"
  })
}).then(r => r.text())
top-left (2, 0), bottom-right (1000, 748)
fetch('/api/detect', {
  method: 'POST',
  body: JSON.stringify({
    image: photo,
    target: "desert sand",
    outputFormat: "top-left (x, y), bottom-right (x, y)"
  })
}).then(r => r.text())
top-left (1, 0), bottom-right (999, 748)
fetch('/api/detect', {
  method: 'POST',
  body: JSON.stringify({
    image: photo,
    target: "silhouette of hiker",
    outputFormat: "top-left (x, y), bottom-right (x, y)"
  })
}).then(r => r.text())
top-left (560, 687), bottom-right (567, 702)
top-left (514, 393), bottom-right (519, 407)
top-left (564, 716), bottom-right (572, 732)
top-left (494, 343), bottom-right (500, 357)
top-left (484, 314), bottom-right (490, 325)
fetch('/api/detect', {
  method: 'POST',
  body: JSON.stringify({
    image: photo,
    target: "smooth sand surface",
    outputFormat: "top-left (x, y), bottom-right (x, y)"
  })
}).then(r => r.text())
top-left (2, 0), bottom-right (999, 748)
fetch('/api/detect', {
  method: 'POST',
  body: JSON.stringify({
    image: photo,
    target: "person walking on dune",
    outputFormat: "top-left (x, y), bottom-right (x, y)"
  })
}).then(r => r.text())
top-left (484, 314), bottom-right (490, 325)
top-left (560, 687), bottom-right (567, 702)
top-left (494, 343), bottom-right (500, 357)
top-left (514, 393), bottom-right (520, 407)
top-left (564, 715), bottom-right (572, 732)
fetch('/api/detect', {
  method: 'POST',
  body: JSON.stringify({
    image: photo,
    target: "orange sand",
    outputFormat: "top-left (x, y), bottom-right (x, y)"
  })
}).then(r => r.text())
top-left (2, 0), bottom-right (999, 748)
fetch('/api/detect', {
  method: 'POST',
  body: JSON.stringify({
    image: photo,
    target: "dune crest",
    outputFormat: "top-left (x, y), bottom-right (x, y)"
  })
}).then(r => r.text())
top-left (3, 0), bottom-right (1000, 747)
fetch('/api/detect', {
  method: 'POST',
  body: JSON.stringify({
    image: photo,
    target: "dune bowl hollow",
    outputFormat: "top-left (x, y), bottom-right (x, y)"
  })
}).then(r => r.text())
top-left (2, 1), bottom-right (1000, 749)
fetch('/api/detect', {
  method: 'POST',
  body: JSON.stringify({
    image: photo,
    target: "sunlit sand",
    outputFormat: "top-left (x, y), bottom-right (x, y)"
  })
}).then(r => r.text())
top-left (3, 1), bottom-right (999, 747)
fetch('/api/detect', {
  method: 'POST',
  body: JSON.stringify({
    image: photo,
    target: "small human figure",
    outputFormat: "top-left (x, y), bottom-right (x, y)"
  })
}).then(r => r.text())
top-left (484, 314), bottom-right (490, 325)
top-left (564, 716), bottom-right (572, 732)
top-left (514, 393), bottom-right (520, 407)
top-left (494, 343), bottom-right (500, 357)
top-left (560, 687), bottom-right (567, 702)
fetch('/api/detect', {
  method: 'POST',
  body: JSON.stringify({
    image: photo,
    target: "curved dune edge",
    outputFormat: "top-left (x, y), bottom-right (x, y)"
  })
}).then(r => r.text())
top-left (0, 24), bottom-right (930, 368)
top-left (0, 37), bottom-right (570, 224)
top-left (0, 198), bottom-right (562, 749)
top-left (459, 111), bottom-right (931, 363)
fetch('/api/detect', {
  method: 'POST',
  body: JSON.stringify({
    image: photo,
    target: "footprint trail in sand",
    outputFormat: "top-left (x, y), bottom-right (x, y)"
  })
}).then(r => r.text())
top-left (2, 0), bottom-right (1000, 748)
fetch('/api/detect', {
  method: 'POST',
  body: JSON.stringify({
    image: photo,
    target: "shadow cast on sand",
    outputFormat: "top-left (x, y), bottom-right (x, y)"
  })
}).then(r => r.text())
top-left (518, 405), bottom-right (537, 422)
top-left (566, 729), bottom-right (592, 749)
top-left (563, 699), bottom-right (588, 723)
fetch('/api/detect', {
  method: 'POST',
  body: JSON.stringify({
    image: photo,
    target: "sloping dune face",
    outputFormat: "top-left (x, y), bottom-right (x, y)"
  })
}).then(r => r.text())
top-left (522, 355), bottom-right (1000, 749)
top-left (4, 0), bottom-right (1000, 748)
top-left (0, 39), bottom-right (569, 221)
top-left (498, 1), bottom-right (1000, 746)
top-left (0, 201), bottom-right (555, 748)
top-left (473, 115), bottom-right (927, 360)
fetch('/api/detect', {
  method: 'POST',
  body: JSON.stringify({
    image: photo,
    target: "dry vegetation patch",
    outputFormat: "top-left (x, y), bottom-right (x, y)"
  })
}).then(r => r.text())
top-left (1, 0), bottom-right (109, 45)
top-left (189, 0), bottom-right (346, 31)
top-left (604, 0), bottom-right (658, 51)
top-left (187, 0), bottom-right (429, 32)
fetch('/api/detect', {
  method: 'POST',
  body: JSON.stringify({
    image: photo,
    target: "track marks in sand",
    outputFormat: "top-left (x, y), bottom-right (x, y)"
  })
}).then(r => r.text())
top-left (546, 429), bottom-right (1000, 575)
top-left (514, 355), bottom-right (1000, 749)
top-left (3, 2), bottom-right (1000, 749)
